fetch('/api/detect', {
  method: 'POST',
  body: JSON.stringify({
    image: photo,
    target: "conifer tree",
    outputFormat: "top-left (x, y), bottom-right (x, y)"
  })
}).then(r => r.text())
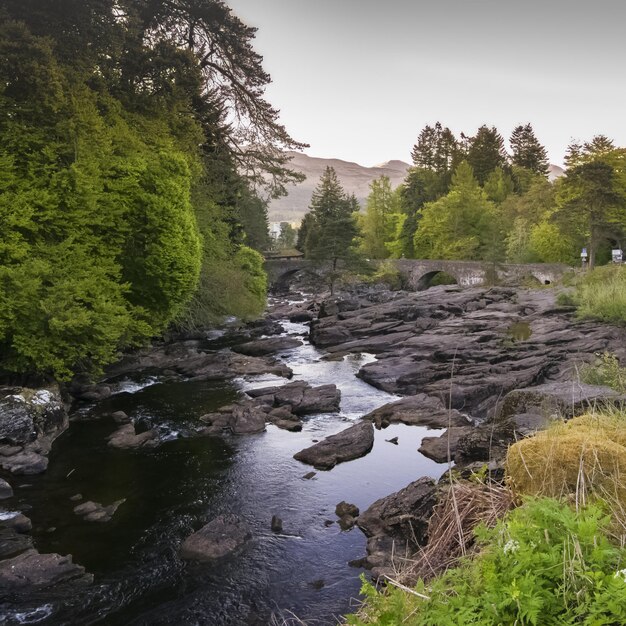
top-left (466, 125), bottom-right (509, 185)
top-left (509, 124), bottom-right (549, 176)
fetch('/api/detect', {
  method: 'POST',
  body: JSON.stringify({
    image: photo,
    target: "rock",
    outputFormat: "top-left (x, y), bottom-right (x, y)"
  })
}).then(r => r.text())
top-left (247, 381), bottom-right (341, 416)
top-left (230, 404), bottom-right (267, 435)
top-left (289, 311), bottom-right (313, 323)
top-left (0, 385), bottom-right (67, 446)
top-left (107, 424), bottom-right (159, 449)
top-left (338, 515), bottom-right (357, 530)
top-left (0, 526), bottom-right (33, 559)
top-left (363, 394), bottom-right (471, 429)
top-left (418, 427), bottom-right (474, 463)
top-left (180, 514), bottom-right (251, 561)
top-left (271, 515), bottom-right (283, 532)
top-left (318, 297), bottom-right (360, 318)
top-left (0, 549), bottom-right (92, 590)
top-left (293, 421), bottom-right (374, 470)
top-left (497, 382), bottom-right (625, 421)
top-left (73, 384), bottom-right (112, 402)
top-left (3, 513), bottom-right (33, 533)
top-left (0, 450), bottom-right (48, 475)
top-left (385, 437), bottom-right (398, 445)
top-left (454, 422), bottom-right (516, 466)
top-left (357, 477), bottom-right (438, 577)
top-left (335, 501), bottom-right (359, 518)
top-left (69, 494), bottom-right (83, 502)
top-left (302, 472), bottom-right (316, 480)
top-left (233, 337), bottom-right (303, 357)
top-left (73, 499), bottom-right (125, 523)
top-left (0, 478), bottom-right (13, 499)
top-left (111, 411), bottom-right (130, 424)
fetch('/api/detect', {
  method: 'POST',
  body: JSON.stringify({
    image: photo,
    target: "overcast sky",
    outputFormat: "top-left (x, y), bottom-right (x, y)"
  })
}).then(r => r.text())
top-left (227, 0), bottom-right (626, 168)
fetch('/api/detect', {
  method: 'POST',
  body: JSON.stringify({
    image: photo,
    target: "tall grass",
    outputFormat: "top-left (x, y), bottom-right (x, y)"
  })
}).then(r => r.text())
top-left (575, 265), bottom-right (626, 323)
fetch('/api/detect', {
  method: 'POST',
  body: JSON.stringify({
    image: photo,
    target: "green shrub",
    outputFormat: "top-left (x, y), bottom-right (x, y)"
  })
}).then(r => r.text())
top-left (348, 498), bottom-right (626, 625)
top-left (365, 260), bottom-right (403, 290)
top-left (581, 352), bottom-right (626, 393)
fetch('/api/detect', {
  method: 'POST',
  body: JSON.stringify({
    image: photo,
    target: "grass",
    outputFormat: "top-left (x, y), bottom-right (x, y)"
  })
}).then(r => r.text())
top-left (581, 351), bottom-right (626, 393)
top-left (572, 265), bottom-right (626, 324)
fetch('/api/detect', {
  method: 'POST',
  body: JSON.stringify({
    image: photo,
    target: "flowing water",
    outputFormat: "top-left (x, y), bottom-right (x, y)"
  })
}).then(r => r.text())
top-left (1, 318), bottom-right (447, 625)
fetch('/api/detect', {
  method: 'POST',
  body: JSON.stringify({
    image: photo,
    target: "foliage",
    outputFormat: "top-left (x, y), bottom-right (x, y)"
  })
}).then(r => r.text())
top-left (510, 123), bottom-right (549, 177)
top-left (581, 352), bottom-right (626, 393)
top-left (413, 162), bottom-right (499, 260)
top-left (303, 167), bottom-right (362, 293)
top-left (411, 122), bottom-right (458, 174)
top-left (466, 125), bottom-right (509, 185)
top-left (348, 498), bottom-right (626, 626)
top-left (359, 176), bottom-right (402, 259)
top-left (573, 265), bottom-right (626, 323)
top-left (364, 261), bottom-right (403, 291)
top-left (275, 222), bottom-right (297, 250)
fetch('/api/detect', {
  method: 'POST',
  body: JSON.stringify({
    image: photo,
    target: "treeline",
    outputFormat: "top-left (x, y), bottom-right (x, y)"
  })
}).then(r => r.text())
top-left (299, 123), bottom-right (626, 275)
top-left (0, 0), bottom-right (303, 381)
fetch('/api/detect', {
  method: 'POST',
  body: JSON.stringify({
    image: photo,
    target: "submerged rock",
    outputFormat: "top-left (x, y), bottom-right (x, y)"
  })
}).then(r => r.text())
top-left (0, 478), bottom-right (13, 499)
top-left (107, 423), bottom-right (159, 449)
top-left (293, 421), bottom-right (374, 470)
top-left (73, 499), bottom-right (125, 523)
top-left (180, 514), bottom-right (251, 561)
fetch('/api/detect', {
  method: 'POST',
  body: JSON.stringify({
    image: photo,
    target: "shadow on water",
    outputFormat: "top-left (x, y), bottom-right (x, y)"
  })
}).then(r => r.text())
top-left (2, 323), bottom-right (448, 625)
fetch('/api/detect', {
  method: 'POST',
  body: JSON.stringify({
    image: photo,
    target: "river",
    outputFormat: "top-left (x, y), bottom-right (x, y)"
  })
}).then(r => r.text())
top-left (2, 313), bottom-right (447, 625)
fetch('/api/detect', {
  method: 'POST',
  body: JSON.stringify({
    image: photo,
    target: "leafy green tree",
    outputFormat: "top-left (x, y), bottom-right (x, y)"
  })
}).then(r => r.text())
top-left (466, 125), bottom-right (509, 185)
top-left (510, 123), bottom-right (549, 176)
top-left (277, 222), bottom-right (297, 250)
top-left (360, 176), bottom-right (402, 258)
top-left (555, 155), bottom-right (626, 268)
top-left (484, 167), bottom-right (514, 204)
top-left (304, 167), bottom-right (361, 293)
top-left (413, 162), bottom-right (498, 260)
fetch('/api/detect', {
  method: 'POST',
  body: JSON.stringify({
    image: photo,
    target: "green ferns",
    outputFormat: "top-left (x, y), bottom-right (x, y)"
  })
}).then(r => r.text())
top-left (348, 499), bottom-right (626, 625)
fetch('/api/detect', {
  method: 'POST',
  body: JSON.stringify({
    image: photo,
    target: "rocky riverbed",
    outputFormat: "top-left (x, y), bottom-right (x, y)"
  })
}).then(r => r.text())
top-left (1, 282), bottom-right (625, 623)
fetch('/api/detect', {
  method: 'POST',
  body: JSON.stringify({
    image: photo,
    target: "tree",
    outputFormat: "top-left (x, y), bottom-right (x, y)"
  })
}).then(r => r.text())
top-left (555, 157), bottom-right (626, 268)
top-left (466, 125), bottom-right (509, 185)
top-left (304, 167), bottom-right (361, 293)
top-left (413, 162), bottom-right (499, 260)
top-left (277, 222), bottom-right (297, 250)
top-left (510, 124), bottom-right (549, 176)
top-left (411, 122), bottom-right (458, 174)
top-left (484, 167), bottom-right (514, 204)
top-left (360, 176), bottom-right (402, 258)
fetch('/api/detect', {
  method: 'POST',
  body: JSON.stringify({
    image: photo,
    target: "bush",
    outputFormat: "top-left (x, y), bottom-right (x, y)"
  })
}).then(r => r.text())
top-left (348, 498), bottom-right (626, 625)
top-left (581, 352), bottom-right (626, 393)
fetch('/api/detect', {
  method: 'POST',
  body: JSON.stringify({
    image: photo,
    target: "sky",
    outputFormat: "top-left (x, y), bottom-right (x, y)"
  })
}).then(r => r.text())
top-left (227, 0), bottom-right (626, 168)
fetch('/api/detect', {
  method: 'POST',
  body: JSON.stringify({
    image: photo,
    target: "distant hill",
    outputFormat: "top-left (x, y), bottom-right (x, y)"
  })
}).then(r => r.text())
top-left (268, 152), bottom-right (410, 223)
top-left (268, 152), bottom-right (566, 224)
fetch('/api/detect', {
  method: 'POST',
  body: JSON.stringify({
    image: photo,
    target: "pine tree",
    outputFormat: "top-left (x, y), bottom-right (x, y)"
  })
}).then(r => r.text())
top-left (304, 167), bottom-right (360, 293)
top-left (360, 176), bottom-right (402, 258)
top-left (509, 124), bottom-right (549, 176)
top-left (466, 125), bottom-right (509, 185)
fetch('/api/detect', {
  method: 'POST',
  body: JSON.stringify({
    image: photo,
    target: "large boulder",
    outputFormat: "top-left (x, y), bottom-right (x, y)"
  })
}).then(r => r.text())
top-left (232, 337), bottom-right (302, 357)
top-left (107, 424), bottom-right (159, 449)
top-left (363, 394), bottom-right (471, 429)
top-left (0, 549), bottom-right (92, 591)
top-left (180, 514), bottom-right (251, 561)
top-left (0, 386), bottom-right (67, 446)
top-left (356, 477), bottom-right (439, 579)
top-left (294, 421), bottom-right (374, 470)
top-left (419, 426), bottom-right (475, 463)
top-left (246, 381), bottom-right (341, 416)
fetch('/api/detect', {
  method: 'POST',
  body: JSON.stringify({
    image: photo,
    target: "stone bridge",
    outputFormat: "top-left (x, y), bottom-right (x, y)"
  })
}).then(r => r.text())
top-left (264, 258), bottom-right (572, 291)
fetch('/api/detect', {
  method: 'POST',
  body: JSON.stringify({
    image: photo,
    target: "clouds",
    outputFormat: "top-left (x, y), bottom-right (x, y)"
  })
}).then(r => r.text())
top-left (228, 0), bottom-right (626, 166)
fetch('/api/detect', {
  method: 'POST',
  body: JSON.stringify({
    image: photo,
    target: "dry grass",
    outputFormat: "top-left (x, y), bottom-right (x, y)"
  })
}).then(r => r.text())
top-left (506, 410), bottom-right (626, 543)
top-left (393, 480), bottom-right (516, 585)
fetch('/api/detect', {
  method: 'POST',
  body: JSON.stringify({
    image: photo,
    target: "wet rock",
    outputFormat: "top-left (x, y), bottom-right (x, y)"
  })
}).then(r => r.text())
top-left (0, 450), bottom-right (49, 475)
top-left (69, 494), bottom-right (83, 502)
top-left (0, 549), bottom-right (92, 590)
top-left (71, 383), bottom-right (112, 402)
top-left (247, 381), bottom-right (341, 416)
top-left (271, 515), bottom-right (283, 532)
top-left (0, 526), bottom-right (33, 559)
top-left (363, 394), bottom-right (471, 429)
top-left (0, 478), bottom-right (13, 499)
top-left (294, 421), bottom-right (374, 470)
top-left (107, 423), bottom-right (158, 449)
top-left (289, 311), bottom-right (314, 323)
top-left (357, 477), bottom-right (438, 578)
top-left (3, 513), bottom-right (33, 533)
top-left (74, 499), bottom-right (125, 523)
top-left (335, 502), bottom-right (359, 518)
top-left (318, 297), bottom-right (360, 319)
top-left (111, 411), bottom-right (130, 424)
top-left (233, 336), bottom-right (303, 357)
top-left (230, 404), bottom-right (266, 435)
top-left (180, 514), bottom-right (251, 561)
top-left (418, 426), bottom-right (474, 463)
top-left (0, 385), bottom-right (67, 446)
top-left (302, 472), bottom-right (316, 480)
top-left (385, 437), bottom-right (398, 445)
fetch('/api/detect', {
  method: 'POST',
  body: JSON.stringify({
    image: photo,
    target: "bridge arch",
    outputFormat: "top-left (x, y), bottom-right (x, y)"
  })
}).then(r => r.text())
top-left (414, 269), bottom-right (459, 291)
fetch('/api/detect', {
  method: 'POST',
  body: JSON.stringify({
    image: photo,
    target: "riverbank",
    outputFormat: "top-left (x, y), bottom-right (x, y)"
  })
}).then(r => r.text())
top-left (1, 283), bottom-right (625, 624)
